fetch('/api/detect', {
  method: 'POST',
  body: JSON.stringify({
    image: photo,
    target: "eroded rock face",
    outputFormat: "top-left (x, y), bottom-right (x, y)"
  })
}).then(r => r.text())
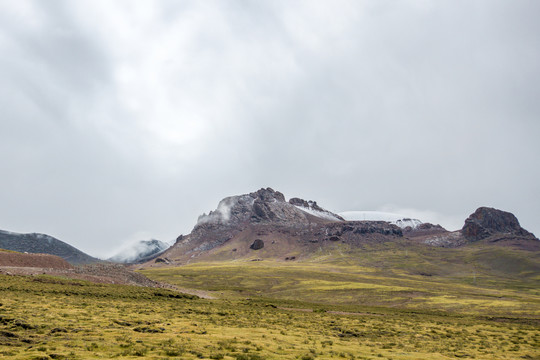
top-left (326, 221), bottom-right (403, 238)
top-left (462, 207), bottom-right (534, 241)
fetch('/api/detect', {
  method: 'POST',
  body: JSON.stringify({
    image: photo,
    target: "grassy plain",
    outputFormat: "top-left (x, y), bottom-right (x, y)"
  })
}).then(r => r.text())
top-left (142, 244), bottom-right (540, 316)
top-left (1, 244), bottom-right (539, 359)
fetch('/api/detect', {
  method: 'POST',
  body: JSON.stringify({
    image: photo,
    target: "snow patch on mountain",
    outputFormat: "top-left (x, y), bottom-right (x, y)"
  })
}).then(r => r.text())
top-left (393, 218), bottom-right (423, 229)
top-left (294, 205), bottom-right (343, 221)
top-left (339, 211), bottom-right (423, 229)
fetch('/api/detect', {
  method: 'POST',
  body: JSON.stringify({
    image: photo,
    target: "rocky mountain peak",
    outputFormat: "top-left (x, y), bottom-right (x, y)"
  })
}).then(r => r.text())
top-left (178, 188), bottom-right (345, 256)
top-left (195, 188), bottom-right (342, 230)
top-left (462, 207), bottom-right (535, 241)
top-left (251, 187), bottom-right (285, 203)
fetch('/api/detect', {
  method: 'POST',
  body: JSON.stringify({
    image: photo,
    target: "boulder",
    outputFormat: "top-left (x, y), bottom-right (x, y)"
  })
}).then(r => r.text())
top-left (250, 239), bottom-right (264, 250)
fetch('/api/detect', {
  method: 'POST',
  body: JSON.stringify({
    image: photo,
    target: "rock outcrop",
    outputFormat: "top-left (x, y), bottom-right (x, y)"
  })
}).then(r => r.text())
top-left (462, 207), bottom-right (536, 241)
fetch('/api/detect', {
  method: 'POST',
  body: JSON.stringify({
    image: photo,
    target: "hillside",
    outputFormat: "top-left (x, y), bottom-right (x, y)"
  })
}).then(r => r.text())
top-left (141, 188), bottom-right (538, 267)
top-left (0, 230), bottom-right (100, 265)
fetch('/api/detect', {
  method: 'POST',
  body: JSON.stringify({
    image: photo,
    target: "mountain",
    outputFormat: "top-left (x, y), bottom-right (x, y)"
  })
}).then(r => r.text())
top-left (142, 188), bottom-right (539, 267)
top-left (108, 239), bottom-right (170, 264)
top-left (0, 230), bottom-right (99, 265)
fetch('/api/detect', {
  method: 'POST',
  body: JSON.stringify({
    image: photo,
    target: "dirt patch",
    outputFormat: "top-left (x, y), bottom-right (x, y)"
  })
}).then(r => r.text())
top-left (0, 252), bottom-right (73, 269)
top-left (277, 307), bottom-right (383, 316)
top-left (0, 262), bottom-right (173, 290)
top-left (278, 307), bottom-right (313, 312)
top-left (326, 311), bottom-right (383, 316)
top-left (167, 286), bottom-right (216, 299)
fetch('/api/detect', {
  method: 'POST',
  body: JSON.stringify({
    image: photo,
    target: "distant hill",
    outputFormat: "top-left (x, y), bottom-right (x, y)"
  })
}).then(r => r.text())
top-left (0, 230), bottom-right (99, 265)
top-left (142, 188), bottom-right (539, 267)
top-left (108, 239), bottom-right (170, 264)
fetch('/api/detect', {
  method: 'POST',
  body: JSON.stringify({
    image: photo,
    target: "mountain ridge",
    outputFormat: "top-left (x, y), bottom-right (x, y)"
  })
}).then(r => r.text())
top-left (0, 230), bottom-right (99, 265)
top-left (144, 188), bottom-right (538, 267)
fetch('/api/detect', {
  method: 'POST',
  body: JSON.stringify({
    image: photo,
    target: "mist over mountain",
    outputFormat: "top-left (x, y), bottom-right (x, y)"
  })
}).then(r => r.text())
top-left (108, 239), bottom-right (170, 264)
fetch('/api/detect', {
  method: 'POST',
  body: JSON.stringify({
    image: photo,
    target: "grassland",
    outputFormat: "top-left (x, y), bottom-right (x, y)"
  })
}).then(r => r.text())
top-left (141, 244), bottom-right (540, 316)
top-left (1, 244), bottom-right (539, 359)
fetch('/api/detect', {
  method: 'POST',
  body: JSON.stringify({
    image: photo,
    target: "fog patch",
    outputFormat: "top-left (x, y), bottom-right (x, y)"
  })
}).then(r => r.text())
top-left (107, 237), bottom-right (171, 263)
top-left (197, 197), bottom-right (236, 225)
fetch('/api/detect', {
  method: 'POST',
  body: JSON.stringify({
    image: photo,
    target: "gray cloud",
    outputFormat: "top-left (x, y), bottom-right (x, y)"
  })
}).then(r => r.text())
top-left (0, 0), bottom-right (538, 257)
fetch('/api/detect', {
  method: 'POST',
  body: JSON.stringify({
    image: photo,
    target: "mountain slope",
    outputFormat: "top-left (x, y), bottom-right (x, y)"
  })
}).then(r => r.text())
top-left (0, 230), bottom-right (99, 265)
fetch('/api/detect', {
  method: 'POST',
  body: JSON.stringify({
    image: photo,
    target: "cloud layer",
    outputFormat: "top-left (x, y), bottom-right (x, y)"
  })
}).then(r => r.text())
top-left (1, 1), bottom-right (539, 257)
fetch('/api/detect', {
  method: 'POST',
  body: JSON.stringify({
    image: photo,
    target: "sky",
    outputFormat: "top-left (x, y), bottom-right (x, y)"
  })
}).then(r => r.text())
top-left (0, 0), bottom-right (539, 258)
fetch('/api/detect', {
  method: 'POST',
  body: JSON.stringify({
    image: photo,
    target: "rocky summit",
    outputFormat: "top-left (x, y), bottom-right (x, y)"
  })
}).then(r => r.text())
top-left (462, 207), bottom-right (535, 240)
top-left (145, 188), bottom-right (539, 267)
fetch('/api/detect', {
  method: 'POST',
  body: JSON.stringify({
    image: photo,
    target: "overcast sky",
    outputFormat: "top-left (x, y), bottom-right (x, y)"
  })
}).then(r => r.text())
top-left (1, 0), bottom-right (539, 257)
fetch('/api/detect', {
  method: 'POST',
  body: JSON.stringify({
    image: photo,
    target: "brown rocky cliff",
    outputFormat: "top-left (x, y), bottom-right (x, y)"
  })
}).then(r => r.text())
top-left (462, 207), bottom-right (537, 241)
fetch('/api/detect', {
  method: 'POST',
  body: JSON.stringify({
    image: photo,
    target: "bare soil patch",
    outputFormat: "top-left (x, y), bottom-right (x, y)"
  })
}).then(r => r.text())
top-left (0, 251), bottom-right (72, 269)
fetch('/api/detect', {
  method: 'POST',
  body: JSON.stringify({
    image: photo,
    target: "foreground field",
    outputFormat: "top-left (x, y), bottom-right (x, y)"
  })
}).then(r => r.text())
top-left (1, 258), bottom-right (539, 359)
